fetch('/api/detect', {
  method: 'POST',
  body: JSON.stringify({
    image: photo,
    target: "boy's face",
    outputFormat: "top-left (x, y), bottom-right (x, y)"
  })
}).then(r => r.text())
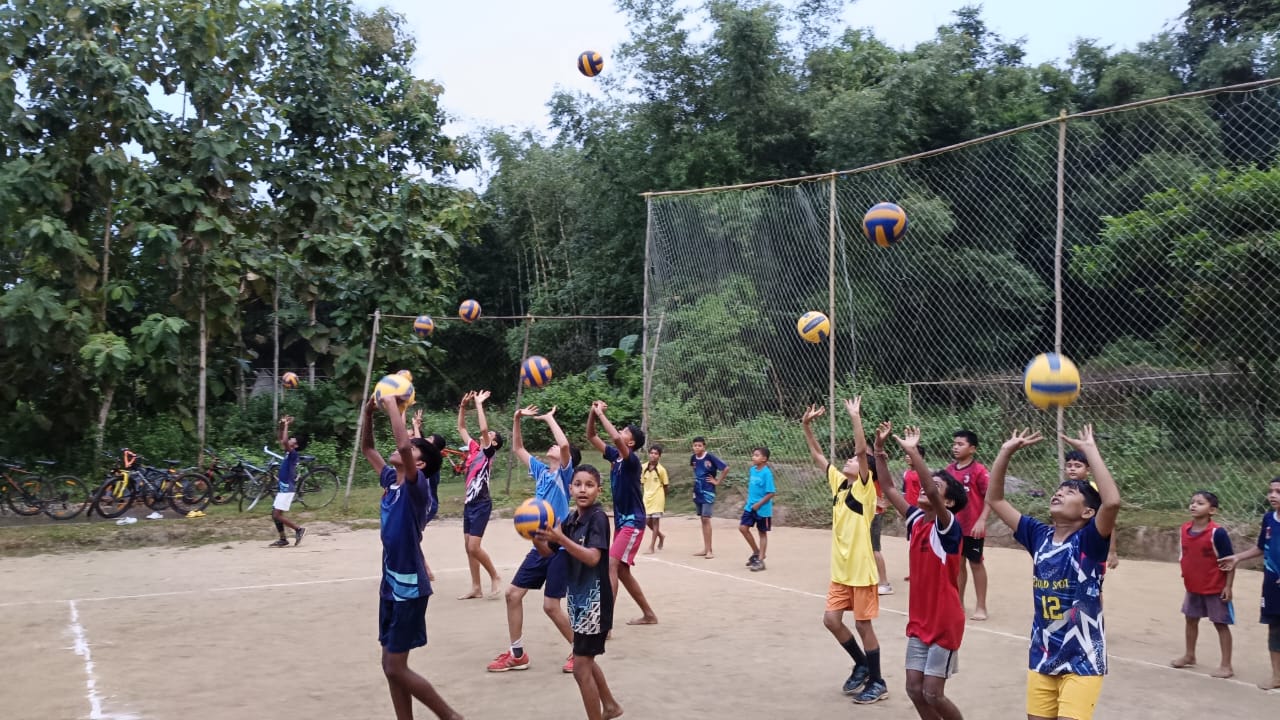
top-left (1049, 482), bottom-right (1095, 522)
top-left (649, 448), bottom-right (661, 463)
top-left (1268, 481), bottom-right (1280, 510)
top-left (1064, 460), bottom-right (1089, 482)
top-left (545, 445), bottom-right (561, 466)
top-left (841, 455), bottom-right (861, 478)
top-left (571, 472), bottom-right (601, 507)
top-left (388, 445), bottom-right (421, 471)
top-left (751, 450), bottom-right (765, 466)
top-left (918, 477), bottom-right (952, 511)
top-left (692, 441), bottom-right (705, 456)
top-left (286, 436), bottom-right (299, 452)
top-left (621, 427), bottom-right (635, 449)
top-left (1188, 493), bottom-right (1216, 519)
top-left (951, 436), bottom-right (974, 461)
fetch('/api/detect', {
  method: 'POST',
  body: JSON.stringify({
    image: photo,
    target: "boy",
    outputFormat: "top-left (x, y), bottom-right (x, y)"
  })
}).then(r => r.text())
top-left (361, 396), bottom-right (462, 720)
top-left (534, 465), bottom-right (624, 720)
top-left (948, 430), bottom-right (990, 620)
top-left (740, 446), bottom-right (776, 571)
top-left (487, 404), bottom-right (579, 674)
top-left (987, 425), bottom-right (1120, 720)
top-left (642, 445), bottom-right (669, 554)
top-left (1065, 451), bottom-right (1120, 570)
top-left (802, 398), bottom-right (887, 704)
top-left (1217, 477), bottom-right (1280, 691)
top-left (690, 436), bottom-right (728, 559)
top-left (1170, 490), bottom-right (1235, 678)
top-left (870, 459), bottom-right (892, 595)
top-left (873, 422), bottom-right (968, 720)
top-left (411, 409), bottom-right (447, 581)
top-left (457, 390), bottom-right (502, 600)
top-left (270, 415), bottom-right (307, 548)
top-left (586, 401), bottom-right (659, 626)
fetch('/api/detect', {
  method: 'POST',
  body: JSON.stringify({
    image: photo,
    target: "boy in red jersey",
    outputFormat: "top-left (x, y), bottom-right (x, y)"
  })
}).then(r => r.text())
top-left (873, 422), bottom-right (968, 720)
top-left (1170, 490), bottom-right (1235, 678)
top-left (947, 430), bottom-right (990, 620)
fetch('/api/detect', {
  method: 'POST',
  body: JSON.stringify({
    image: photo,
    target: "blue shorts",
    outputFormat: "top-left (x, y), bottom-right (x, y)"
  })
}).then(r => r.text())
top-left (378, 596), bottom-right (429, 653)
top-left (739, 510), bottom-right (771, 533)
top-left (463, 501), bottom-right (491, 537)
top-left (511, 547), bottom-right (568, 599)
top-left (696, 501), bottom-right (715, 518)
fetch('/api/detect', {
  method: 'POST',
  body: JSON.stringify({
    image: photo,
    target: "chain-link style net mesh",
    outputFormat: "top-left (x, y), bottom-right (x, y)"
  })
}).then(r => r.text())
top-left (645, 80), bottom-right (1280, 528)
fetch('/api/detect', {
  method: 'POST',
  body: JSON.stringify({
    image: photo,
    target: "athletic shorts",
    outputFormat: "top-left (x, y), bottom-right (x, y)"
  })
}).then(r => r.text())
top-left (511, 547), bottom-right (568, 599)
top-left (826, 582), bottom-right (879, 620)
top-left (573, 631), bottom-right (606, 658)
top-left (646, 512), bottom-right (663, 520)
top-left (1025, 670), bottom-right (1103, 720)
top-left (870, 513), bottom-right (884, 552)
top-left (609, 525), bottom-right (644, 565)
top-left (739, 510), bottom-right (771, 533)
top-left (961, 536), bottom-right (984, 563)
top-left (1181, 591), bottom-right (1234, 625)
top-left (378, 596), bottom-right (429, 653)
top-left (462, 500), bottom-right (491, 537)
top-left (695, 501), bottom-right (714, 518)
top-left (272, 492), bottom-right (295, 512)
top-left (1268, 621), bottom-right (1280, 653)
top-left (906, 636), bottom-right (959, 679)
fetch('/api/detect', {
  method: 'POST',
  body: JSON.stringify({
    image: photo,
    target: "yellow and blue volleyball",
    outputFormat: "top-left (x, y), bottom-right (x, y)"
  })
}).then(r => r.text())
top-left (413, 315), bottom-right (434, 338)
top-left (373, 373), bottom-right (416, 412)
top-left (577, 50), bottom-right (604, 77)
top-left (396, 369), bottom-right (413, 382)
top-left (1023, 353), bottom-right (1081, 410)
top-left (796, 311), bottom-right (830, 344)
top-left (458, 299), bottom-right (481, 323)
top-left (282, 371), bottom-right (299, 389)
top-left (520, 355), bottom-right (553, 388)
top-left (514, 497), bottom-right (556, 540)
top-left (862, 202), bottom-right (908, 247)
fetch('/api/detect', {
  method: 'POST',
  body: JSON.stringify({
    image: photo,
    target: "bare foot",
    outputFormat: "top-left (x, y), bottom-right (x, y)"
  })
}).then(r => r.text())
top-left (488, 576), bottom-right (503, 598)
top-left (643, 548), bottom-right (655, 555)
top-left (1210, 666), bottom-right (1233, 678)
top-left (1170, 655), bottom-right (1196, 669)
top-left (970, 609), bottom-right (988, 621)
top-left (1258, 677), bottom-right (1280, 690)
top-left (704, 552), bottom-right (714, 559)
top-left (457, 589), bottom-right (484, 600)
top-left (603, 702), bottom-right (624, 719)
top-left (626, 615), bottom-right (658, 626)
top-left (693, 550), bottom-right (707, 557)
top-left (657, 535), bottom-right (664, 550)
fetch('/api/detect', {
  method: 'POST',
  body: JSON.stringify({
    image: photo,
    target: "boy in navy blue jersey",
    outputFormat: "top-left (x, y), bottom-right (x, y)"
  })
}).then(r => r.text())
top-left (690, 436), bottom-right (728, 559)
top-left (361, 396), bottom-right (462, 720)
top-left (1218, 477), bottom-right (1280, 690)
top-left (270, 415), bottom-right (307, 548)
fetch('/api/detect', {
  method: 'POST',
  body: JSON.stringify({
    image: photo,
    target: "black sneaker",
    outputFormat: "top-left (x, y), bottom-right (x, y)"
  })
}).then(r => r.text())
top-left (842, 665), bottom-right (869, 695)
top-left (745, 553), bottom-right (759, 567)
top-left (852, 679), bottom-right (888, 704)
top-left (294, 527), bottom-right (306, 546)
top-left (269, 538), bottom-right (289, 548)
top-left (749, 558), bottom-right (766, 572)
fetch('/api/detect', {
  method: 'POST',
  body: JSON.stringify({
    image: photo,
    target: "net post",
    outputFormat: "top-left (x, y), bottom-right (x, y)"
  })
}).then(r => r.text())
top-left (507, 315), bottom-right (533, 495)
top-left (827, 173), bottom-right (837, 461)
top-left (642, 194), bottom-right (652, 434)
top-left (344, 308), bottom-right (381, 510)
top-left (1054, 108), bottom-right (1068, 479)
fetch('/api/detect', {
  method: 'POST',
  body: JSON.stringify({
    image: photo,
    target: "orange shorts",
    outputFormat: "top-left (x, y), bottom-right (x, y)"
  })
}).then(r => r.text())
top-left (826, 582), bottom-right (879, 620)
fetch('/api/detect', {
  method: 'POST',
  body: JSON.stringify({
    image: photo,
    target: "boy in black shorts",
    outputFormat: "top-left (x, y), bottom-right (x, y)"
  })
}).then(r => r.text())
top-left (947, 430), bottom-right (991, 620)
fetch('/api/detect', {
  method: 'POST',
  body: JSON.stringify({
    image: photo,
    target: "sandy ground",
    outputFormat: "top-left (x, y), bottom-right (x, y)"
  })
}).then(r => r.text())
top-left (0, 515), bottom-right (1276, 719)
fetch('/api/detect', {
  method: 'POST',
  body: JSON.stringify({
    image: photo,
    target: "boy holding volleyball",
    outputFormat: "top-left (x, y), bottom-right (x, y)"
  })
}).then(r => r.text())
top-left (361, 396), bottom-right (462, 720)
top-left (802, 397), bottom-right (887, 704)
top-left (457, 390), bottom-right (502, 600)
top-left (987, 425), bottom-right (1120, 720)
top-left (487, 405), bottom-right (579, 674)
top-left (270, 415), bottom-right (307, 547)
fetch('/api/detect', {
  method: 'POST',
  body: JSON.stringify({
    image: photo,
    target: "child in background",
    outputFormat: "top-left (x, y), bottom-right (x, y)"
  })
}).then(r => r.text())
top-left (270, 416), bottom-right (307, 548)
top-left (1217, 477), bottom-right (1280, 691)
top-left (456, 390), bottom-right (502, 600)
top-left (739, 446), bottom-right (776, 571)
top-left (1065, 450), bottom-right (1120, 569)
top-left (642, 445), bottom-right (669, 554)
top-left (690, 436), bottom-right (728, 559)
top-left (947, 430), bottom-right (990, 620)
top-left (1170, 490), bottom-right (1235, 678)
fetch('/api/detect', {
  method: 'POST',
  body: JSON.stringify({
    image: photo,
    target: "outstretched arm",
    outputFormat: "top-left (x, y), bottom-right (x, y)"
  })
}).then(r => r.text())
top-left (512, 405), bottom-right (537, 467)
top-left (873, 421), bottom-right (910, 518)
top-left (475, 390), bottom-right (493, 449)
top-left (361, 399), bottom-right (385, 473)
top-left (278, 415), bottom-right (292, 450)
top-left (586, 402), bottom-right (607, 453)
top-left (987, 428), bottom-right (1042, 530)
top-left (595, 403), bottom-right (629, 459)
top-left (844, 397), bottom-right (868, 483)
top-left (456, 391), bottom-right (474, 446)
top-left (539, 407), bottom-right (572, 466)
top-left (410, 409), bottom-right (423, 440)
top-left (1062, 425), bottom-right (1120, 539)
top-left (897, 426), bottom-right (950, 527)
top-left (801, 405), bottom-right (828, 470)
top-left (383, 396), bottom-right (415, 483)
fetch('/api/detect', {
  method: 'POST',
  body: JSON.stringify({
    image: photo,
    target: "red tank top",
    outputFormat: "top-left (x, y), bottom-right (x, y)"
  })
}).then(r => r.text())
top-left (1179, 520), bottom-right (1227, 595)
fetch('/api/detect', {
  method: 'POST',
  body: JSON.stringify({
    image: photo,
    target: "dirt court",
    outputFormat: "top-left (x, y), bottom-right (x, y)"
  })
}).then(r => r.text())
top-left (1, 515), bottom-right (1276, 719)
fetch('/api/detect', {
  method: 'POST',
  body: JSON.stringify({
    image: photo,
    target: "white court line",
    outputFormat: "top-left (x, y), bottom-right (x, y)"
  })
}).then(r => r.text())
top-left (641, 555), bottom-right (1267, 691)
top-left (68, 600), bottom-right (139, 720)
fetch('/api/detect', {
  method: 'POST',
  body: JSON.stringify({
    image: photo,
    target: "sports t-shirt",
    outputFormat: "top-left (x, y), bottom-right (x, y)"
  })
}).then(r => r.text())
top-left (379, 466), bottom-right (432, 601)
top-left (691, 452), bottom-right (727, 504)
top-left (604, 446), bottom-right (645, 529)
top-left (463, 438), bottom-right (496, 506)
top-left (828, 465), bottom-right (878, 587)
top-left (1178, 520), bottom-right (1234, 596)
top-left (561, 503), bottom-right (614, 637)
top-left (1257, 510), bottom-right (1280, 622)
top-left (529, 456), bottom-right (573, 527)
top-left (946, 460), bottom-right (989, 534)
top-left (903, 469), bottom-right (921, 502)
top-left (423, 470), bottom-right (440, 527)
top-left (278, 449), bottom-right (299, 493)
top-left (905, 506), bottom-right (965, 650)
top-left (1014, 515), bottom-right (1110, 676)
top-left (641, 463), bottom-right (669, 515)
top-left (747, 465), bottom-right (777, 518)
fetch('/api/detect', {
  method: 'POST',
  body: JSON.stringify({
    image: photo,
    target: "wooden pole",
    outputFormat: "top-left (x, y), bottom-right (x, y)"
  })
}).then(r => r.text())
top-left (506, 315), bottom-right (533, 495)
top-left (272, 251), bottom-right (280, 427)
top-left (641, 196), bottom-right (652, 433)
top-left (1054, 109), bottom-right (1068, 479)
top-left (344, 309), bottom-right (381, 510)
top-left (827, 174), bottom-right (837, 462)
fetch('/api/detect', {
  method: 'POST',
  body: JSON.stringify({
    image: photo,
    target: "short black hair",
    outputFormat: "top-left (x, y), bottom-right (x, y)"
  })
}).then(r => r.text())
top-left (294, 431), bottom-right (310, 452)
top-left (1059, 479), bottom-right (1102, 511)
top-left (411, 437), bottom-right (442, 477)
top-left (692, 436), bottom-right (706, 445)
top-left (489, 430), bottom-right (504, 451)
top-left (752, 446), bottom-right (771, 460)
top-left (426, 433), bottom-right (447, 453)
top-left (1064, 450), bottom-right (1089, 466)
top-left (575, 464), bottom-right (602, 485)
top-left (626, 424), bottom-right (646, 451)
top-left (1191, 489), bottom-right (1220, 508)
top-left (953, 430), bottom-right (979, 448)
top-left (650, 444), bottom-right (664, 455)
top-left (933, 469), bottom-right (968, 513)
top-left (568, 444), bottom-right (582, 469)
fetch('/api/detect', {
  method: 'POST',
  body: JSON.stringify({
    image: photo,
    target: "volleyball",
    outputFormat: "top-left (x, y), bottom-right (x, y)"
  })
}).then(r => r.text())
top-left (1022, 353), bottom-right (1082, 410)
top-left (458, 299), bottom-right (481, 323)
top-left (520, 355), bottom-right (553, 388)
top-left (413, 315), bottom-right (434, 338)
top-left (862, 202), bottom-right (908, 247)
top-left (373, 374), bottom-right (416, 412)
top-left (796, 311), bottom-right (830, 344)
top-left (513, 497), bottom-right (556, 540)
top-left (282, 372), bottom-right (299, 389)
top-left (577, 50), bottom-right (604, 77)
top-left (396, 369), bottom-right (413, 382)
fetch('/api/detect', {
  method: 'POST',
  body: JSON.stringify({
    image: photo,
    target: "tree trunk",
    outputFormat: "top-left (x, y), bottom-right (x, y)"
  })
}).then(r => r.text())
top-left (308, 298), bottom-right (317, 387)
top-left (198, 281), bottom-right (208, 465)
top-left (94, 384), bottom-right (115, 464)
top-left (99, 198), bottom-right (113, 326)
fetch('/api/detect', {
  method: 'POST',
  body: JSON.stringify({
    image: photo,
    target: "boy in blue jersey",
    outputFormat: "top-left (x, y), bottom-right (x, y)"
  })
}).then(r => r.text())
top-left (691, 436), bottom-right (728, 559)
top-left (587, 401), bottom-right (658, 626)
top-left (1218, 477), bottom-right (1280, 690)
top-left (987, 425), bottom-right (1120, 720)
top-left (487, 404), bottom-right (581, 674)
top-left (270, 415), bottom-right (307, 547)
top-left (361, 396), bottom-right (462, 720)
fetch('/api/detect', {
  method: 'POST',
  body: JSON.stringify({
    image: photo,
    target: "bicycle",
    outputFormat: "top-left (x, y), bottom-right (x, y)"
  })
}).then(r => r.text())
top-left (0, 457), bottom-right (88, 520)
top-left (89, 450), bottom-right (212, 519)
top-left (442, 446), bottom-right (467, 478)
top-left (192, 448), bottom-right (243, 506)
top-left (239, 446), bottom-right (338, 512)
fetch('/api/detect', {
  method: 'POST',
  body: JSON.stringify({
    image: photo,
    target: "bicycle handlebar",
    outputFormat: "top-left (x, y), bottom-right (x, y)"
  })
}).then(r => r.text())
top-left (263, 446), bottom-right (284, 461)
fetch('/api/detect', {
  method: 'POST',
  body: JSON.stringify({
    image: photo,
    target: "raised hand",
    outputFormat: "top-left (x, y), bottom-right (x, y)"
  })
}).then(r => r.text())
top-left (535, 406), bottom-right (558, 422)
top-left (842, 396), bottom-right (862, 417)
top-left (894, 425), bottom-right (922, 450)
top-left (874, 420), bottom-right (892, 451)
top-left (802, 404), bottom-right (825, 423)
top-left (1060, 424), bottom-right (1097, 451)
top-left (1001, 428), bottom-right (1044, 452)
top-left (474, 390), bottom-right (492, 404)
top-left (515, 404), bottom-right (539, 418)
top-left (458, 391), bottom-right (474, 407)
top-left (280, 415), bottom-right (294, 425)
top-left (412, 409), bottom-right (423, 425)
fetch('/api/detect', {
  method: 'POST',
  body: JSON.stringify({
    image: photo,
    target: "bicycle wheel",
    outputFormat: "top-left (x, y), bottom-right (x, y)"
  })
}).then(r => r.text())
top-left (169, 472), bottom-right (212, 515)
top-left (4, 477), bottom-right (45, 516)
top-left (239, 475), bottom-right (268, 513)
top-left (42, 475), bottom-right (89, 520)
top-left (297, 468), bottom-right (338, 510)
top-left (91, 476), bottom-right (136, 519)
top-left (208, 469), bottom-right (242, 505)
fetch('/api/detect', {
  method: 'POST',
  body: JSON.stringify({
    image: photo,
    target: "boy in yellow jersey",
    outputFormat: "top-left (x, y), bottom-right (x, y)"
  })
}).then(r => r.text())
top-left (802, 397), bottom-right (887, 704)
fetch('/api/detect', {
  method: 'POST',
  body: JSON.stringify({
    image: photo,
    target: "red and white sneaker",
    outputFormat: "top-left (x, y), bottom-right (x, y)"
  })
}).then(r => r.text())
top-left (562, 654), bottom-right (575, 674)
top-left (486, 650), bottom-right (530, 672)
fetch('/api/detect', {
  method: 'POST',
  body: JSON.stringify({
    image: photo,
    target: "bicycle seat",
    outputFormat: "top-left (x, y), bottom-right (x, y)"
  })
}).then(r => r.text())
top-left (163, 459), bottom-right (182, 466)
top-left (36, 459), bottom-right (56, 465)
top-left (299, 455), bottom-right (316, 462)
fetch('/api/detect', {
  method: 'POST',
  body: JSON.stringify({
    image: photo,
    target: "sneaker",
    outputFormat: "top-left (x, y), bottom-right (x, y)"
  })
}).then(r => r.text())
top-left (878, 584), bottom-right (894, 596)
top-left (486, 650), bottom-right (530, 672)
top-left (852, 680), bottom-right (888, 704)
top-left (294, 527), bottom-right (306, 546)
top-left (745, 553), bottom-right (759, 567)
top-left (749, 558), bottom-right (766, 572)
top-left (269, 538), bottom-right (290, 548)
top-left (562, 654), bottom-right (575, 674)
top-left (842, 665), bottom-right (870, 695)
